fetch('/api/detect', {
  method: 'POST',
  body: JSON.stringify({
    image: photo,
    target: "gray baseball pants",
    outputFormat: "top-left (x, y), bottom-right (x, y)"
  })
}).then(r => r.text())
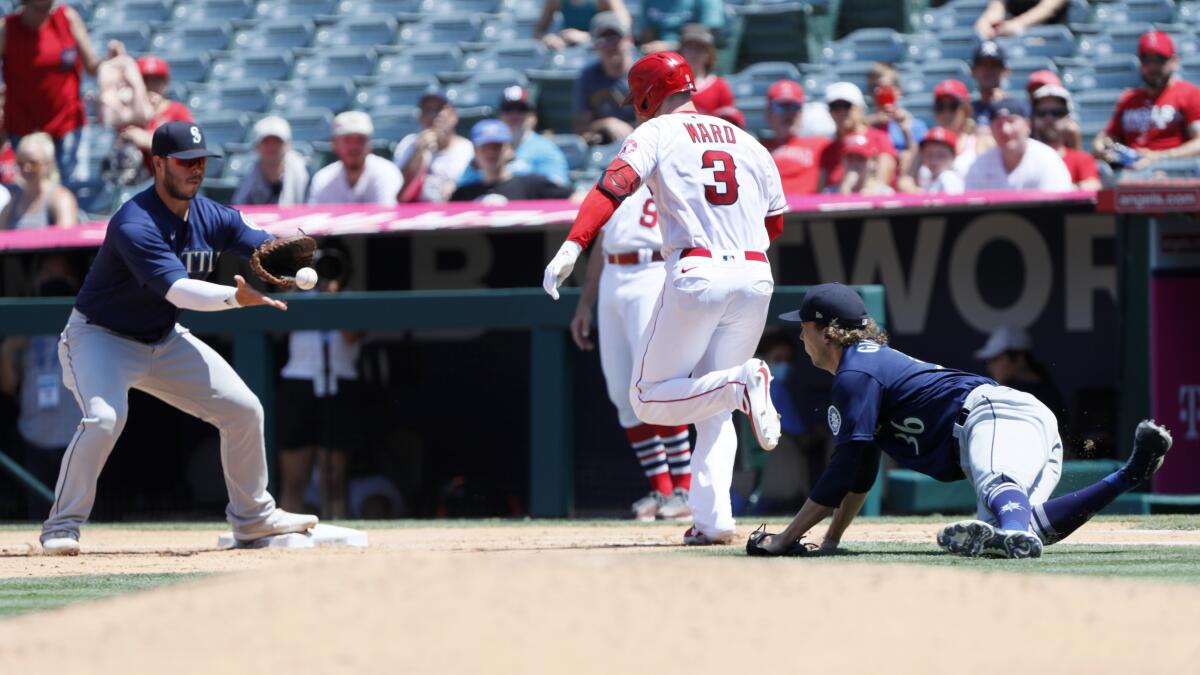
top-left (42, 309), bottom-right (276, 541)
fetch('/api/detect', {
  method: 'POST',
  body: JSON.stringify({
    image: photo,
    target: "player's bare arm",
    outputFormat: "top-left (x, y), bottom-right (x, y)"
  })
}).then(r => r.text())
top-left (570, 231), bottom-right (605, 351)
top-left (820, 490), bottom-right (871, 550)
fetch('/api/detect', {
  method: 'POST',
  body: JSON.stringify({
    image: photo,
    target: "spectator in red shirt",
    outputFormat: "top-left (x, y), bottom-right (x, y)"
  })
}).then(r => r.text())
top-left (119, 56), bottom-right (194, 168)
top-left (1094, 30), bottom-right (1200, 171)
top-left (0, 84), bottom-right (16, 184)
top-left (818, 82), bottom-right (898, 191)
top-left (761, 80), bottom-right (830, 195)
top-left (1032, 85), bottom-right (1100, 190)
top-left (678, 24), bottom-right (732, 115)
top-left (0, 0), bottom-right (115, 183)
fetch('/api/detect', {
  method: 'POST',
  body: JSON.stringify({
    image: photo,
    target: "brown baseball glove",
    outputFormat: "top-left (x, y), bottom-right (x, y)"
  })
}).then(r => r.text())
top-left (249, 233), bottom-right (316, 288)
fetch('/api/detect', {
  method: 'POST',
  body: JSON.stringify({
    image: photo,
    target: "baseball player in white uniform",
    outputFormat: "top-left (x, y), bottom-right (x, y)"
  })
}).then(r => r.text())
top-left (545, 52), bottom-right (786, 545)
top-left (570, 187), bottom-right (692, 522)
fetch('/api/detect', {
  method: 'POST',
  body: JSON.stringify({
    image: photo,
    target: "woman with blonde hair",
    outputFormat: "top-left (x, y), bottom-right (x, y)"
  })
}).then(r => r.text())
top-left (901, 80), bottom-right (982, 192)
top-left (0, 132), bottom-right (79, 229)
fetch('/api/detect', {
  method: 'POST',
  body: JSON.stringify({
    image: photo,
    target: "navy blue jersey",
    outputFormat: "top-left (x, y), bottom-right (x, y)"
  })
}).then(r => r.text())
top-left (829, 341), bottom-right (994, 481)
top-left (74, 188), bottom-right (271, 342)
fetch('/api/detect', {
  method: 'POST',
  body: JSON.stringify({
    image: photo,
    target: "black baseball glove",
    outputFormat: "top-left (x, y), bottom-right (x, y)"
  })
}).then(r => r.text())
top-left (745, 524), bottom-right (820, 557)
top-left (250, 233), bottom-right (316, 288)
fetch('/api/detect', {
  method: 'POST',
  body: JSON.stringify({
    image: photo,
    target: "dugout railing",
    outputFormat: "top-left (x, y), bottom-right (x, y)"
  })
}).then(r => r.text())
top-left (0, 285), bottom-right (887, 518)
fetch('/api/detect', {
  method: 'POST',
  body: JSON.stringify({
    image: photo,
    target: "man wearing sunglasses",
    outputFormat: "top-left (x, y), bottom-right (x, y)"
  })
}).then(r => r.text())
top-left (39, 121), bottom-right (318, 555)
top-left (1094, 30), bottom-right (1200, 172)
top-left (1031, 85), bottom-right (1100, 190)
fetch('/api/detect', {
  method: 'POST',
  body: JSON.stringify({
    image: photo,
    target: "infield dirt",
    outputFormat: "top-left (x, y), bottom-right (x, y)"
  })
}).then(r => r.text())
top-left (1, 521), bottom-right (1198, 674)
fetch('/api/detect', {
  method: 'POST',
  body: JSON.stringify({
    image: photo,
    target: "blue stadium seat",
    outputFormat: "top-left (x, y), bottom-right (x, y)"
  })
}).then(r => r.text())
top-left (1005, 56), bottom-right (1056, 94)
top-left (996, 25), bottom-right (1075, 60)
top-left (271, 79), bottom-right (357, 113)
top-left (236, 18), bottom-right (316, 50)
top-left (547, 44), bottom-right (594, 71)
top-left (901, 59), bottom-right (971, 91)
top-left (587, 142), bottom-right (622, 170)
top-left (921, 27), bottom-right (980, 62)
top-left (173, 0), bottom-right (255, 22)
top-left (91, 26), bottom-right (151, 55)
top-left (189, 82), bottom-right (274, 113)
top-left (421, 0), bottom-right (503, 13)
top-left (552, 134), bottom-right (589, 171)
top-left (90, 0), bottom-right (172, 25)
top-left (1158, 25), bottom-right (1200, 57)
top-left (737, 96), bottom-right (770, 139)
top-left (338, 0), bottom-right (422, 16)
top-left (193, 111), bottom-right (251, 147)
top-left (255, 0), bottom-right (339, 20)
top-left (399, 13), bottom-right (484, 45)
top-left (153, 21), bottom-right (234, 54)
top-left (1098, 0), bottom-right (1177, 24)
top-left (355, 75), bottom-right (439, 109)
top-left (210, 50), bottom-right (295, 82)
top-left (368, 106), bottom-right (422, 141)
top-left (447, 69), bottom-right (528, 108)
top-left (526, 69), bottom-right (576, 134)
top-left (376, 45), bottom-right (465, 79)
top-left (920, 0), bottom-right (990, 32)
top-left (1090, 54), bottom-right (1143, 90)
top-left (63, 0), bottom-right (95, 22)
top-left (294, 48), bottom-right (380, 80)
top-left (221, 150), bottom-right (260, 180)
top-left (67, 179), bottom-right (116, 218)
top-left (1078, 24), bottom-right (1153, 58)
top-left (283, 108), bottom-right (336, 143)
top-left (1074, 89), bottom-right (1124, 125)
top-left (164, 53), bottom-right (212, 86)
top-left (906, 98), bottom-right (936, 128)
top-left (481, 14), bottom-right (539, 42)
top-left (1179, 0), bottom-right (1200, 23)
top-left (314, 15), bottom-right (401, 48)
top-left (468, 41), bottom-right (548, 72)
top-left (1066, 0), bottom-right (1093, 23)
top-left (830, 61), bottom-right (875, 95)
top-left (822, 28), bottom-right (908, 65)
top-left (737, 61), bottom-right (802, 90)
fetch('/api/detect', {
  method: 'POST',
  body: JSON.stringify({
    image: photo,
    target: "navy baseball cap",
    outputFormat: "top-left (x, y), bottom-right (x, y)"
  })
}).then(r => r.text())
top-left (989, 96), bottom-right (1030, 119)
top-left (973, 40), bottom-right (1006, 66)
top-left (151, 121), bottom-right (222, 159)
top-left (779, 283), bottom-right (869, 328)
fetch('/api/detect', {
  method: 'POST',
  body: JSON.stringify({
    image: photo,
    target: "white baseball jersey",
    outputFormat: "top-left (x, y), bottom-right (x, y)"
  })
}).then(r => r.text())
top-left (601, 186), bottom-right (662, 255)
top-left (616, 113), bottom-right (787, 256)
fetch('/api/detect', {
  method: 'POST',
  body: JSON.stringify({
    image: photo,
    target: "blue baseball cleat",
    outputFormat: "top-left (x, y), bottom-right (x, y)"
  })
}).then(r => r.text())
top-left (937, 520), bottom-right (1043, 559)
top-left (1121, 420), bottom-right (1174, 487)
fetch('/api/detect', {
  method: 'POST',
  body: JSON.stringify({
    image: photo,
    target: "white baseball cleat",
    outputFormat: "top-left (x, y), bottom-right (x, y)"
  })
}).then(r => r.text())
top-left (631, 491), bottom-right (665, 522)
top-left (656, 488), bottom-right (691, 521)
top-left (937, 520), bottom-right (1043, 559)
top-left (234, 509), bottom-right (319, 543)
top-left (741, 358), bottom-right (781, 451)
top-left (41, 532), bottom-right (80, 556)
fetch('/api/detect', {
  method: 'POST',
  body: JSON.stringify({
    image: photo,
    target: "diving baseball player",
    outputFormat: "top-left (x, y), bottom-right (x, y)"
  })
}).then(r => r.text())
top-left (746, 284), bottom-right (1174, 559)
top-left (40, 121), bottom-right (318, 555)
top-left (570, 187), bottom-right (692, 522)
top-left (544, 52), bottom-right (787, 545)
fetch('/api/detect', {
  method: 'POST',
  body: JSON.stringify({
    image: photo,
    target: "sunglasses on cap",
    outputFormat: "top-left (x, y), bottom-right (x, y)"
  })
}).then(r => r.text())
top-left (1034, 107), bottom-right (1069, 119)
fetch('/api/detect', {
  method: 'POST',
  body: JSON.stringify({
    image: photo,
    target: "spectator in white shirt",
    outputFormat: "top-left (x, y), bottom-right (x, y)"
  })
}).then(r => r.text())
top-left (308, 111), bottom-right (403, 206)
top-left (919, 127), bottom-right (965, 194)
top-left (964, 97), bottom-right (1072, 192)
top-left (393, 91), bottom-right (474, 203)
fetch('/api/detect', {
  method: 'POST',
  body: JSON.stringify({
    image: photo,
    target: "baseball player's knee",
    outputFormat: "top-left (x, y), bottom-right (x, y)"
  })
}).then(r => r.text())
top-left (629, 389), bottom-right (668, 425)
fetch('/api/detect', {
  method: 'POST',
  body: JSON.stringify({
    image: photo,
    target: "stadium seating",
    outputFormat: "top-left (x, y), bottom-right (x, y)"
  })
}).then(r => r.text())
top-left (285, 108), bottom-right (336, 143)
top-left (368, 106), bottom-right (422, 143)
top-left (172, 0), bottom-right (256, 22)
top-left (822, 28), bottom-right (909, 65)
top-left (210, 50), bottom-right (295, 83)
top-left (192, 111), bottom-right (252, 147)
top-left (271, 79), bottom-right (357, 113)
top-left (996, 25), bottom-right (1075, 59)
top-left (314, 15), bottom-right (402, 48)
top-left (90, 0), bottom-right (172, 25)
top-left (1006, 56), bottom-right (1058, 94)
top-left (188, 81), bottom-right (274, 114)
top-left (355, 75), bottom-right (440, 110)
top-left (376, 45), bottom-right (465, 80)
top-left (235, 18), bottom-right (316, 50)
top-left (293, 48), bottom-right (380, 80)
top-left (551, 134), bottom-right (589, 172)
top-left (447, 70), bottom-right (529, 109)
top-left (1074, 89), bottom-right (1125, 125)
top-left (151, 20), bottom-right (234, 54)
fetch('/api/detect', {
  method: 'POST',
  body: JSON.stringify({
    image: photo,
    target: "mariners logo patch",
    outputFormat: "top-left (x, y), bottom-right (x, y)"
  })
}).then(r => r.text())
top-left (827, 405), bottom-right (842, 435)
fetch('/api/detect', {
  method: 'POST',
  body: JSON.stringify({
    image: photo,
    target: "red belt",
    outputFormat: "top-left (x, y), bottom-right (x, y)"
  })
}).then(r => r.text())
top-left (681, 247), bottom-right (768, 263)
top-left (607, 251), bottom-right (664, 264)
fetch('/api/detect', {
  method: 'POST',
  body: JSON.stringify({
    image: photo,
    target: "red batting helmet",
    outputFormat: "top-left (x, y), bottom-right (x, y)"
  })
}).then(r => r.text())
top-left (622, 51), bottom-right (696, 116)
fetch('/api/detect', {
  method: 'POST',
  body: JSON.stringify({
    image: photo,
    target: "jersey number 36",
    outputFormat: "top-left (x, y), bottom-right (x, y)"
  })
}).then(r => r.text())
top-left (701, 150), bottom-right (739, 205)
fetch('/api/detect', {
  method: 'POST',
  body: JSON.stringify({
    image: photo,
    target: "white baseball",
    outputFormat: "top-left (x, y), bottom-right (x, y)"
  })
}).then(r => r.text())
top-left (295, 266), bottom-right (318, 290)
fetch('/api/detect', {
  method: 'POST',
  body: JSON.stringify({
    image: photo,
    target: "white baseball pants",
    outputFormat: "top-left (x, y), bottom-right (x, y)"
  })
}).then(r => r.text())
top-left (598, 259), bottom-right (667, 428)
top-left (630, 249), bottom-right (774, 537)
top-left (43, 310), bottom-right (276, 541)
top-left (954, 384), bottom-right (1063, 523)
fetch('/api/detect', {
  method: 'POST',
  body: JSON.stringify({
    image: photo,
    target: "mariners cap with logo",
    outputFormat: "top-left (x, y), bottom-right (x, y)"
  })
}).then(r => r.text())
top-left (471, 118), bottom-right (512, 145)
top-left (1139, 30), bottom-right (1176, 58)
top-left (333, 110), bottom-right (374, 137)
top-left (1025, 69), bottom-right (1061, 96)
top-left (590, 11), bottom-right (630, 38)
top-left (841, 133), bottom-right (876, 158)
top-left (974, 325), bottom-right (1033, 360)
top-left (825, 81), bottom-right (866, 108)
top-left (499, 85), bottom-right (533, 112)
top-left (920, 126), bottom-right (958, 150)
top-left (779, 283), bottom-right (870, 328)
top-left (973, 40), bottom-right (1007, 67)
top-left (151, 121), bottom-right (222, 159)
top-left (932, 79), bottom-right (970, 103)
top-left (989, 96), bottom-right (1030, 119)
top-left (137, 55), bottom-right (169, 79)
top-left (767, 80), bottom-right (805, 105)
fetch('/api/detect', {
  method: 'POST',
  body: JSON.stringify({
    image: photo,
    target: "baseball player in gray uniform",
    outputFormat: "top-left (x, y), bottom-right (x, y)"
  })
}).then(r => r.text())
top-left (40, 121), bottom-right (318, 555)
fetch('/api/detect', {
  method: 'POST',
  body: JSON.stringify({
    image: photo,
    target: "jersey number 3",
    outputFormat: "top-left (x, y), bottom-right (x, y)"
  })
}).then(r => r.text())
top-left (701, 150), bottom-right (739, 205)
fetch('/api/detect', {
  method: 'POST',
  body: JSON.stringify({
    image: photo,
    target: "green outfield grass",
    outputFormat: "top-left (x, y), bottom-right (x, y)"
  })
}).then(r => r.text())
top-left (0, 574), bottom-right (202, 617)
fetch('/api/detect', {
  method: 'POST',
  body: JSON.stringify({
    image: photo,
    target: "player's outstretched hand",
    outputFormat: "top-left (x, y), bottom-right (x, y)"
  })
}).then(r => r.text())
top-left (234, 274), bottom-right (288, 311)
top-left (570, 304), bottom-right (594, 351)
top-left (542, 240), bottom-right (582, 300)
